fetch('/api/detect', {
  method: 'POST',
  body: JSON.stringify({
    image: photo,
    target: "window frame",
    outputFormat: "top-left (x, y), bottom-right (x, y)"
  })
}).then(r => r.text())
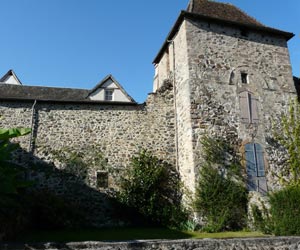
top-left (104, 89), bottom-right (114, 101)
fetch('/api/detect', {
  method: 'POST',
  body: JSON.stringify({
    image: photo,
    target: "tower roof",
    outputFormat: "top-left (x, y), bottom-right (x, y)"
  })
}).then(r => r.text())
top-left (187, 0), bottom-right (264, 27)
top-left (153, 0), bottom-right (294, 64)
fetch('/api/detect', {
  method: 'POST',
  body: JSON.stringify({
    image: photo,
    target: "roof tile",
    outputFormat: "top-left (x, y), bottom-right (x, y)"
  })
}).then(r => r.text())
top-left (187, 0), bottom-right (264, 27)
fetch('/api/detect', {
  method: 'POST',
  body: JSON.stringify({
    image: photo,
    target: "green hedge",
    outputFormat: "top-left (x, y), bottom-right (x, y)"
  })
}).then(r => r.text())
top-left (269, 185), bottom-right (300, 235)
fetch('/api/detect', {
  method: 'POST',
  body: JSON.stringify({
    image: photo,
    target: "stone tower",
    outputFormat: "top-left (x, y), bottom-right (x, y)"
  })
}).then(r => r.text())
top-left (153, 0), bottom-right (296, 193)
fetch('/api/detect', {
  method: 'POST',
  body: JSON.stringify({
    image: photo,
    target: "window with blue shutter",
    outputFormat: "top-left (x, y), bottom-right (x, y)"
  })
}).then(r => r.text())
top-left (245, 143), bottom-right (267, 194)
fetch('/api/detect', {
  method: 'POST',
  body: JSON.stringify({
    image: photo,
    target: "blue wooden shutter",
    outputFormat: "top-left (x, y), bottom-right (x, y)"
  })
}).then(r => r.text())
top-left (245, 144), bottom-right (256, 176)
top-left (257, 178), bottom-right (268, 194)
top-left (255, 143), bottom-right (265, 177)
top-left (239, 92), bottom-right (250, 123)
top-left (250, 95), bottom-right (259, 124)
top-left (245, 143), bottom-right (267, 194)
top-left (245, 143), bottom-right (257, 191)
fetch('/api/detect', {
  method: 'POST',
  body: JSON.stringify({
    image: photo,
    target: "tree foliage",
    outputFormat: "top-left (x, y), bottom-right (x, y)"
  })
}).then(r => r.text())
top-left (0, 127), bottom-right (31, 240)
top-left (273, 98), bottom-right (300, 186)
top-left (195, 136), bottom-right (248, 232)
top-left (0, 127), bottom-right (31, 194)
top-left (118, 150), bottom-right (188, 229)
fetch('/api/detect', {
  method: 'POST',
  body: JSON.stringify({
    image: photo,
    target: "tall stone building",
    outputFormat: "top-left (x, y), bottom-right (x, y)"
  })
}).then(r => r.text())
top-left (0, 0), bottom-right (297, 201)
top-left (153, 0), bottom-right (296, 193)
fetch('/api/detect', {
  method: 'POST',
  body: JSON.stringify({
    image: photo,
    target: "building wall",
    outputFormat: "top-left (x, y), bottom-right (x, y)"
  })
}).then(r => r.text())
top-left (171, 20), bottom-right (197, 193)
top-left (184, 18), bottom-right (296, 191)
top-left (88, 79), bottom-right (132, 102)
top-left (0, 82), bottom-right (176, 187)
top-left (154, 51), bottom-right (170, 91)
top-left (153, 17), bottom-right (296, 194)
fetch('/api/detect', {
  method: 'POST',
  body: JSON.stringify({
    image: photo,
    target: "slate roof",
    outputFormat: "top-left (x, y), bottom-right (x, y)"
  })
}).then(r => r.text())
top-left (153, 0), bottom-right (294, 63)
top-left (0, 71), bottom-right (137, 104)
top-left (0, 83), bottom-right (89, 102)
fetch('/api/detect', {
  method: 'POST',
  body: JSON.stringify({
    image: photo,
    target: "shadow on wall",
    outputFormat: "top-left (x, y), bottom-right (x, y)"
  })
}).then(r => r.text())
top-left (1, 147), bottom-right (151, 241)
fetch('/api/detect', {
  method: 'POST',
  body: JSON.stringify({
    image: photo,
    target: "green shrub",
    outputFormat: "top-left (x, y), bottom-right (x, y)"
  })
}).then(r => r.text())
top-left (269, 185), bottom-right (300, 235)
top-left (0, 127), bottom-right (31, 240)
top-left (195, 164), bottom-right (248, 232)
top-left (194, 136), bottom-right (248, 232)
top-left (118, 150), bottom-right (189, 229)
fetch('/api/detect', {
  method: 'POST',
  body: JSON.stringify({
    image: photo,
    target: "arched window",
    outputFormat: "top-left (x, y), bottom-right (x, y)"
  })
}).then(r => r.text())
top-left (245, 143), bottom-right (267, 194)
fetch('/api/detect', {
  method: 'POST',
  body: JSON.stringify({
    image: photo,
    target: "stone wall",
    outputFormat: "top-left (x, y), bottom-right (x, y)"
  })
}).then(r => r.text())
top-left (171, 20), bottom-right (197, 193)
top-left (153, 15), bottom-right (296, 196)
top-left (0, 81), bottom-right (176, 226)
top-left (183, 17), bottom-right (296, 192)
top-left (2, 237), bottom-right (300, 250)
top-left (0, 82), bottom-right (175, 167)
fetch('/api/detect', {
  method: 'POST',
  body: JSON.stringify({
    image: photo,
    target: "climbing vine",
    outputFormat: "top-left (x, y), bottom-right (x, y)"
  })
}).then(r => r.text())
top-left (273, 98), bottom-right (300, 186)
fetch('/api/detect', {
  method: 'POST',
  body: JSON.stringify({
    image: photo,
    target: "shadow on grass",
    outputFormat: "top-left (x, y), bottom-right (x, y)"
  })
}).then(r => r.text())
top-left (15, 227), bottom-right (193, 243)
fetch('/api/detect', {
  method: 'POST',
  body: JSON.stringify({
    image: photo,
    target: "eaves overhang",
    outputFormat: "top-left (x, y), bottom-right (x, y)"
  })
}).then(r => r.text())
top-left (153, 11), bottom-right (294, 64)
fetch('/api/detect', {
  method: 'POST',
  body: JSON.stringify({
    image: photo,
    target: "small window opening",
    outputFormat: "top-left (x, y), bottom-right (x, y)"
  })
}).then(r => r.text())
top-left (241, 73), bottom-right (248, 84)
top-left (105, 89), bottom-right (114, 101)
top-left (96, 171), bottom-right (108, 188)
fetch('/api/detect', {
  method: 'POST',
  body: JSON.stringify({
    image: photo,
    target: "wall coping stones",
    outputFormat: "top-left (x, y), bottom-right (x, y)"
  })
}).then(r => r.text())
top-left (2, 237), bottom-right (300, 250)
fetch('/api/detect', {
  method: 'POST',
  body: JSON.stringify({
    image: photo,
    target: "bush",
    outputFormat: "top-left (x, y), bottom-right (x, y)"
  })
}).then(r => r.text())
top-left (118, 150), bottom-right (189, 229)
top-left (194, 136), bottom-right (248, 232)
top-left (0, 127), bottom-right (31, 240)
top-left (268, 185), bottom-right (300, 235)
top-left (195, 164), bottom-right (248, 232)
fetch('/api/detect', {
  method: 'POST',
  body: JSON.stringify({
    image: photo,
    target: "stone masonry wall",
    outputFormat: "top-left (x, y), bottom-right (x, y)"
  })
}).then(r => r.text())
top-left (171, 20), bottom-right (197, 193)
top-left (184, 17), bottom-right (296, 192)
top-left (0, 82), bottom-right (176, 172)
top-left (2, 237), bottom-right (300, 250)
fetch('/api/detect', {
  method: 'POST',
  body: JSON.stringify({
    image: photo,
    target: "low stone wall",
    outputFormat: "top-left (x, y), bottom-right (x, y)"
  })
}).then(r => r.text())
top-left (2, 237), bottom-right (300, 250)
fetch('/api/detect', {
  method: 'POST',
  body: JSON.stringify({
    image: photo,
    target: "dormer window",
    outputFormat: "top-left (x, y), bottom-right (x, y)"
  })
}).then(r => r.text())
top-left (105, 89), bottom-right (114, 101)
top-left (241, 73), bottom-right (248, 84)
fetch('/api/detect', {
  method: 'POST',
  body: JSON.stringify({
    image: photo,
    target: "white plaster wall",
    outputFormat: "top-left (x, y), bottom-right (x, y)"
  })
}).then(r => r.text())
top-left (2, 75), bottom-right (21, 85)
top-left (88, 80), bottom-right (131, 102)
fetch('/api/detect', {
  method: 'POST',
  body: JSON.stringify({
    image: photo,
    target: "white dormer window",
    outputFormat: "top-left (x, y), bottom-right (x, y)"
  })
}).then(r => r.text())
top-left (105, 89), bottom-right (114, 101)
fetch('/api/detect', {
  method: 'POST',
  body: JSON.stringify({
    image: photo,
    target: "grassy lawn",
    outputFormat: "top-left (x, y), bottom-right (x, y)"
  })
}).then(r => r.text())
top-left (15, 228), bottom-right (266, 243)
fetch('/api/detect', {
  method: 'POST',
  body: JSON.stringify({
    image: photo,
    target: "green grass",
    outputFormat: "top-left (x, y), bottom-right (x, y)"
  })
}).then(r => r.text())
top-left (15, 228), bottom-right (266, 243)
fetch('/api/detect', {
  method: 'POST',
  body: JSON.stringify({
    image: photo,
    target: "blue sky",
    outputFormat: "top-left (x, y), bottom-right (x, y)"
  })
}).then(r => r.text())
top-left (0, 0), bottom-right (299, 103)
